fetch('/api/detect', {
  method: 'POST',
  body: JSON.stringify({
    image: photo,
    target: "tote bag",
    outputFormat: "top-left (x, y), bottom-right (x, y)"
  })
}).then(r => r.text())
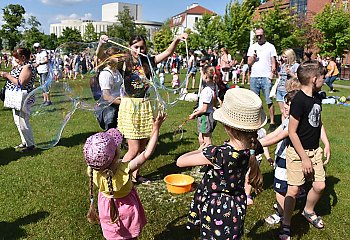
top-left (4, 82), bottom-right (28, 111)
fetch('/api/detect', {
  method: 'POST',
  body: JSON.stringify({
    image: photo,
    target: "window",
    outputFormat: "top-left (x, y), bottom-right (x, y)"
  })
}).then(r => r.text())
top-left (290, 0), bottom-right (307, 15)
top-left (195, 17), bottom-right (198, 22)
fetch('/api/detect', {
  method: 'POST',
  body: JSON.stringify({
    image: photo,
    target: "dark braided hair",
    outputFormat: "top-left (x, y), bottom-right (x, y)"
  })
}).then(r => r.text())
top-left (105, 169), bottom-right (119, 223)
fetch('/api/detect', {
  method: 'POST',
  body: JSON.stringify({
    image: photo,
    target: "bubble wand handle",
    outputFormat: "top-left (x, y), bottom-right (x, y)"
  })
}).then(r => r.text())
top-left (107, 39), bottom-right (148, 57)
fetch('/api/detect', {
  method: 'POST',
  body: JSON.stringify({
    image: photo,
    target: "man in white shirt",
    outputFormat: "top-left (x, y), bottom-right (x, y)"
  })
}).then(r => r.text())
top-left (248, 28), bottom-right (277, 130)
top-left (33, 42), bottom-right (51, 105)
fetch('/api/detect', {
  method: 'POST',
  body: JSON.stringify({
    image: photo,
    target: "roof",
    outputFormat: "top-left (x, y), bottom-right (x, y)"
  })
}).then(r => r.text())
top-left (258, 0), bottom-right (290, 11)
top-left (169, 4), bottom-right (216, 27)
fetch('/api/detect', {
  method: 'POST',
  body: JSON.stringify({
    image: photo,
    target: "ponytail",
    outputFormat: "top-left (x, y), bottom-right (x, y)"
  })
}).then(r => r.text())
top-left (86, 168), bottom-right (100, 224)
top-left (247, 133), bottom-right (263, 193)
top-left (105, 169), bottom-right (119, 223)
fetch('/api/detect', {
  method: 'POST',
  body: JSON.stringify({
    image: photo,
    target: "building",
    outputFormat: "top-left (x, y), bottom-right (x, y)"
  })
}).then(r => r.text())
top-left (169, 3), bottom-right (216, 34)
top-left (50, 2), bottom-right (162, 40)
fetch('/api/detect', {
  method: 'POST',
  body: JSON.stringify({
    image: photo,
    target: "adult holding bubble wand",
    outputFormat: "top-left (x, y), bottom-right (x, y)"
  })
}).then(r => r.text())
top-left (97, 33), bottom-right (188, 183)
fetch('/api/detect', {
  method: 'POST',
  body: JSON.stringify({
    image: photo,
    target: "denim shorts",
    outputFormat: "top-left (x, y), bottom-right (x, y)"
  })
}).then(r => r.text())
top-left (250, 77), bottom-right (273, 105)
top-left (276, 89), bottom-right (287, 102)
top-left (39, 72), bottom-right (50, 93)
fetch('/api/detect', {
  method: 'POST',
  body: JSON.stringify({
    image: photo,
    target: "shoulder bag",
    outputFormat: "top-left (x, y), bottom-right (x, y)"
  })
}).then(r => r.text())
top-left (4, 80), bottom-right (28, 111)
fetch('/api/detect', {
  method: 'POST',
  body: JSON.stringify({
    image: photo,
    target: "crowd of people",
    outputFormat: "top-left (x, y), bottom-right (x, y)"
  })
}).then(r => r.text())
top-left (0, 26), bottom-right (335, 240)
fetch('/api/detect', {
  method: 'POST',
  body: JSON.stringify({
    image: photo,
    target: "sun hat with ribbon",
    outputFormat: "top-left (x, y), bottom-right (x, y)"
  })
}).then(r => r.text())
top-left (213, 88), bottom-right (267, 132)
top-left (83, 128), bottom-right (123, 170)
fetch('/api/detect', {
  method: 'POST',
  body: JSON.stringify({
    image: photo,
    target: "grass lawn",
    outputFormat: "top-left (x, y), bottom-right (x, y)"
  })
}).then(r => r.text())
top-left (0, 70), bottom-right (350, 240)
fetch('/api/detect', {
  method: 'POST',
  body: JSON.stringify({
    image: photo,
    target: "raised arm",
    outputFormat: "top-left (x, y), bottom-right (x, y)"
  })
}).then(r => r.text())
top-left (154, 33), bottom-right (188, 64)
top-left (96, 35), bottom-right (109, 61)
top-left (127, 112), bottom-right (166, 172)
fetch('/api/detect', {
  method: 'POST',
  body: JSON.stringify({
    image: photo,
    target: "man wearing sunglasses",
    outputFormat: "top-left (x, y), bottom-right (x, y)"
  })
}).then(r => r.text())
top-left (247, 28), bottom-right (277, 131)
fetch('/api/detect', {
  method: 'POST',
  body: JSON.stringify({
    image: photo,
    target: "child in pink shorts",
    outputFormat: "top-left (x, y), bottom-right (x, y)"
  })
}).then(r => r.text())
top-left (83, 112), bottom-right (166, 239)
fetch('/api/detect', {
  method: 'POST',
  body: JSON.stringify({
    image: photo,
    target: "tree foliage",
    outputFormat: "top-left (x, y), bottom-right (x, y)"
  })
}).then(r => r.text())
top-left (83, 22), bottom-right (98, 42)
top-left (253, 0), bottom-right (303, 54)
top-left (313, 3), bottom-right (350, 57)
top-left (58, 27), bottom-right (82, 45)
top-left (0, 4), bottom-right (26, 50)
top-left (193, 13), bottom-right (221, 50)
top-left (221, 0), bottom-right (255, 53)
top-left (107, 7), bottom-right (136, 41)
top-left (153, 19), bottom-right (174, 54)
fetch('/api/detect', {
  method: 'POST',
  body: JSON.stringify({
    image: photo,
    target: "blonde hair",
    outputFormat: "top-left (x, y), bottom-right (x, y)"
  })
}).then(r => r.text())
top-left (282, 48), bottom-right (296, 65)
top-left (285, 77), bottom-right (301, 92)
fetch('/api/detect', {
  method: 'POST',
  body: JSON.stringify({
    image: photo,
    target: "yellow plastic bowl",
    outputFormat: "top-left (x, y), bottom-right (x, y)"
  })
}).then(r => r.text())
top-left (164, 174), bottom-right (194, 194)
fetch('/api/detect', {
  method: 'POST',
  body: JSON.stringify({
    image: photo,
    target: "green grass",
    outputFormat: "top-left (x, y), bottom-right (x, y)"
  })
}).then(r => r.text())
top-left (0, 71), bottom-right (350, 239)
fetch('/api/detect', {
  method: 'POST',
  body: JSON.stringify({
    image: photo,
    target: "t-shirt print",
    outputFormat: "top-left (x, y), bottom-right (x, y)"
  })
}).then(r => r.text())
top-left (308, 103), bottom-right (321, 128)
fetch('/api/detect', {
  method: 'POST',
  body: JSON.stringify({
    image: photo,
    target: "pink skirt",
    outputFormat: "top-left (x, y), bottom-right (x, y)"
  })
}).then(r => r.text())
top-left (98, 187), bottom-right (147, 240)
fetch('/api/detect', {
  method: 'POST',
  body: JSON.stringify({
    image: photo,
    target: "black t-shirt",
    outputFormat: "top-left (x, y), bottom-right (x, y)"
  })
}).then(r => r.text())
top-left (289, 90), bottom-right (322, 150)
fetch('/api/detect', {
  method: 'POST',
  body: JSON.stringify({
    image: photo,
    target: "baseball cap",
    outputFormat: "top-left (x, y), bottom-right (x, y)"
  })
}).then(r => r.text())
top-left (33, 43), bottom-right (40, 48)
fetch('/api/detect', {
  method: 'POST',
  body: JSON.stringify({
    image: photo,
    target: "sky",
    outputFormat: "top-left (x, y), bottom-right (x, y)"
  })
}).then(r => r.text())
top-left (0, 0), bottom-right (235, 34)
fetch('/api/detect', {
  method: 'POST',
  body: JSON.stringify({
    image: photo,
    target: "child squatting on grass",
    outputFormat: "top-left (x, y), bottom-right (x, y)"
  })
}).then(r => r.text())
top-left (280, 61), bottom-right (331, 240)
top-left (83, 112), bottom-right (166, 240)
top-left (177, 88), bottom-right (266, 239)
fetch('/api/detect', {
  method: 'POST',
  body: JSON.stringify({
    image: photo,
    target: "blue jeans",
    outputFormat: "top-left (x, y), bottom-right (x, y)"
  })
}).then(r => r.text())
top-left (39, 72), bottom-right (50, 93)
top-left (250, 77), bottom-right (273, 105)
top-left (325, 75), bottom-right (337, 91)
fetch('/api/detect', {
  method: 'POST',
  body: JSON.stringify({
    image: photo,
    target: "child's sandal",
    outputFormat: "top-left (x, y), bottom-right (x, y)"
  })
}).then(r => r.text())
top-left (301, 210), bottom-right (324, 229)
top-left (279, 224), bottom-right (291, 240)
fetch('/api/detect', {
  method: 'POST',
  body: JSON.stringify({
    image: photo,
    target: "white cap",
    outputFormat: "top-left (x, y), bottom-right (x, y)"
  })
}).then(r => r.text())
top-left (33, 42), bottom-right (40, 48)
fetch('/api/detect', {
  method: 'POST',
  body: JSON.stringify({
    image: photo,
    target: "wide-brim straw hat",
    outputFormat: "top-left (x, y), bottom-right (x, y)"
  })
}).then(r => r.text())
top-left (213, 88), bottom-right (267, 132)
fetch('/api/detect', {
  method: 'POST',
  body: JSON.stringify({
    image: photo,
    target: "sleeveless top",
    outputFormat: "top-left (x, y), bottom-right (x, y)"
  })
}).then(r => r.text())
top-left (5, 63), bottom-right (36, 93)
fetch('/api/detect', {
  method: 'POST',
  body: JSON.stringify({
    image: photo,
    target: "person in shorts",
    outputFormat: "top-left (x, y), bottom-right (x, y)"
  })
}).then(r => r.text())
top-left (280, 61), bottom-right (331, 240)
top-left (188, 66), bottom-right (218, 146)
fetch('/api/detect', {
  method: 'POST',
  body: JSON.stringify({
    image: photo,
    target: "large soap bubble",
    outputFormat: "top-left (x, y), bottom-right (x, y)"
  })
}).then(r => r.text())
top-left (21, 38), bottom-right (189, 149)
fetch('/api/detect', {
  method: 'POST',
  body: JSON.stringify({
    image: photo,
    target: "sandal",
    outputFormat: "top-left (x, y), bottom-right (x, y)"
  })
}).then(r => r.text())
top-left (301, 210), bottom-right (324, 229)
top-left (133, 175), bottom-right (151, 184)
top-left (279, 224), bottom-right (291, 240)
top-left (14, 143), bottom-right (26, 149)
top-left (265, 212), bottom-right (282, 225)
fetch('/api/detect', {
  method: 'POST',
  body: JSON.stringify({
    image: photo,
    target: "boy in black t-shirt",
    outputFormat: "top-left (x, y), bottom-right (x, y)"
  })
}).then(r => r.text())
top-left (280, 61), bottom-right (331, 240)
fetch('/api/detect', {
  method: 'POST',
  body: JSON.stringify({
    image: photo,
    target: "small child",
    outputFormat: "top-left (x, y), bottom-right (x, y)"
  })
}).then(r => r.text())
top-left (83, 112), bottom-right (166, 240)
top-left (259, 90), bottom-right (299, 225)
top-left (171, 68), bottom-right (180, 89)
top-left (280, 61), bottom-right (330, 240)
top-left (188, 65), bottom-right (218, 146)
top-left (177, 88), bottom-right (266, 239)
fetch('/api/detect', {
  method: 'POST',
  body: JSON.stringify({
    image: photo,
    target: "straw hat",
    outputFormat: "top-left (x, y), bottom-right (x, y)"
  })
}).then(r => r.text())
top-left (213, 88), bottom-right (267, 132)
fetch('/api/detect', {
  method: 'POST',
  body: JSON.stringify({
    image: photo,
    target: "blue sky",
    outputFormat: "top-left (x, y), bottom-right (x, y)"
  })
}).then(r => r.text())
top-left (0, 0), bottom-right (235, 34)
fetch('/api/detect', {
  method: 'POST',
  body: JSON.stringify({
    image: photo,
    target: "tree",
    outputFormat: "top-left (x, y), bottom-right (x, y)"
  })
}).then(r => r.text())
top-left (193, 13), bottom-right (222, 50)
top-left (58, 27), bottom-right (82, 45)
top-left (153, 19), bottom-right (174, 54)
top-left (313, 3), bottom-right (350, 57)
top-left (253, 0), bottom-right (304, 54)
top-left (22, 15), bottom-right (45, 50)
top-left (107, 7), bottom-right (136, 41)
top-left (220, 0), bottom-right (256, 53)
top-left (83, 22), bottom-right (98, 42)
top-left (0, 4), bottom-right (26, 50)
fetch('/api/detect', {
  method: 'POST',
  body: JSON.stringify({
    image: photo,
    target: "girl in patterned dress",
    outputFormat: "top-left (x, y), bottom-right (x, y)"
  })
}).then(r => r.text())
top-left (177, 88), bottom-right (267, 239)
top-left (0, 48), bottom-right (36, 152)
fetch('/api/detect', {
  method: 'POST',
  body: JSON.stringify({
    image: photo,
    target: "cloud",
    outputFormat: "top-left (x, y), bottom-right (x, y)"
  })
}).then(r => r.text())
top-left (52, 12), bottom-right (93, 22)
top-left (40, 0), bottom-right (90, 5)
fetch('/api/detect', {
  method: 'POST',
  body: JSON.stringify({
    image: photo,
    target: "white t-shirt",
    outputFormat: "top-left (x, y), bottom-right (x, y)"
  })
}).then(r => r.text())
top-left (197, 85), bottom-right (215, 114)
top-left (35, 50), bottom-right (49, 73)
top-left (99, 67), bottom-right (123, 98)
top-left (247, 42), bottom-right (277, 78)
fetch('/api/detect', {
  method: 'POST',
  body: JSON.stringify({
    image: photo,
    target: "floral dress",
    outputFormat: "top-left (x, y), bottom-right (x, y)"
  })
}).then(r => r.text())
top-left (187, 143), bottom-right (261, 240)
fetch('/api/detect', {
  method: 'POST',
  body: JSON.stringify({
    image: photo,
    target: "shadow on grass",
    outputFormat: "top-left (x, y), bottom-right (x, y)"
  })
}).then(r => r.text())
top-left (0, 147), bottom-right (44, 166)
top-left (153, 215), bottom-right (199, 240)
top-left (56, 131), bottom-right (96, 148)
top-left (0, 211), bottom-right (49, 239)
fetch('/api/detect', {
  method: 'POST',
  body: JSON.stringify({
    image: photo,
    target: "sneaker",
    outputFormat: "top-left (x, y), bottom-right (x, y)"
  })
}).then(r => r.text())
top-left (44, 101), bottom-right (52, 106)
top-left (21, 145), bottom-right (35, 152)
top-left (265, 212), bottom-right (282, 225)
top-left (14, 143), bottom-right (26, 149)
top-left (328, 90), bottom-right (334, 93)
